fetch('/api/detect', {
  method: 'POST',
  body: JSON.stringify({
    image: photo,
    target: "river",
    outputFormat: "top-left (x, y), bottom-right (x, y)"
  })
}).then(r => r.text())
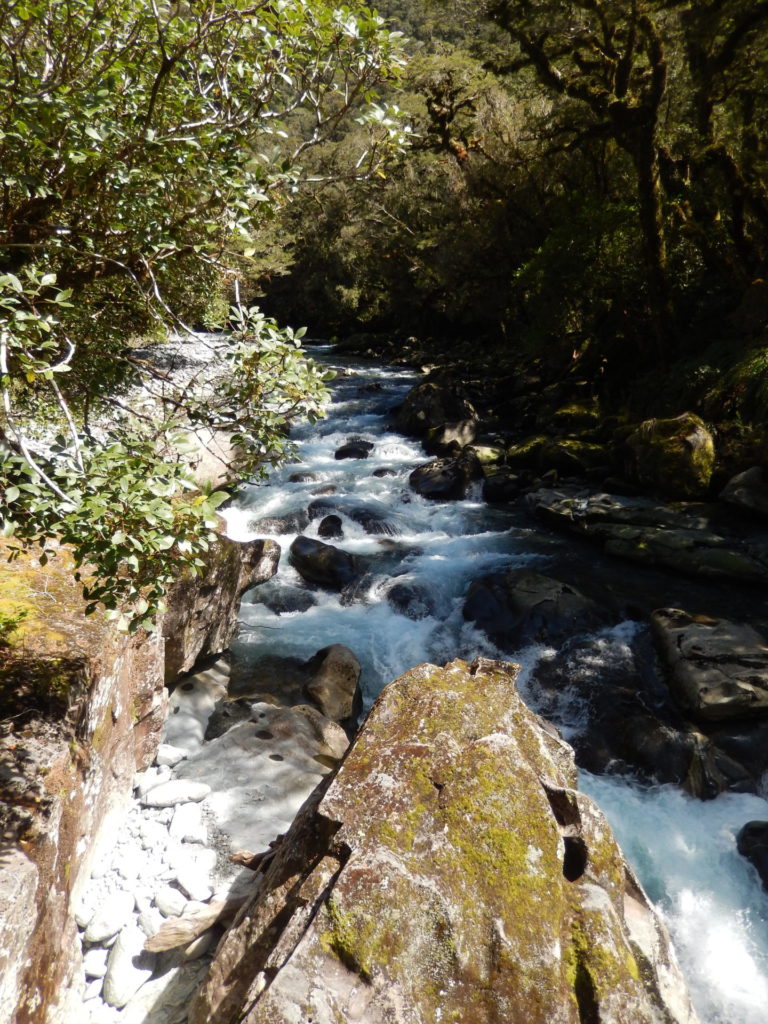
top-left (221, 345), bottom-right (768, 1024)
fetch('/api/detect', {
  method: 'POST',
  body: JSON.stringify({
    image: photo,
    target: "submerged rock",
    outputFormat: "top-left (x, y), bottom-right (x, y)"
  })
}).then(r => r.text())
top-left (189, 658), bottom-right (697, 1024)
top-left (317, 514), bottom-right (343, 539)
top-left (736, 821), bottom-right (768, 889)
top-left (651, 609), bottom-right (768, 721)
top-left (334, 439), bottom-right (374, 460)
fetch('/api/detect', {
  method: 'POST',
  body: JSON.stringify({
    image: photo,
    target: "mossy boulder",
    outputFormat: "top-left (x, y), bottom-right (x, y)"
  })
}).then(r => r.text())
top-left (190, 658), bottom-right (697, 1024)
top-left (625, 413), bottom-right (715, 499)
top-left (506, 435), bottom-right (608, 476)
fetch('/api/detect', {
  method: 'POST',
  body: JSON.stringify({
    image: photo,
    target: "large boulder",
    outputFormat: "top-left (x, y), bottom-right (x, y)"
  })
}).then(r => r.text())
top-left (736, 821), bottom-right (768, 889)
top-left (189, 658), bottom-right (697, 1024)
top-left (464, 569), bottom-right (611, 651)
top-left (624, 413), bottom-right (715, 499)
top-left (289, 537), bottom-right (361, 590)
top-left (395, 380), bottom-right (477, 439)
top-left (304, 644), bottom-right (362, 726)
top-left (163, 535), bottom-right (280, 682)
top-left (409, 450), bottom-right (482, 501)
top-left (651, 609), bottom-right (768, 721)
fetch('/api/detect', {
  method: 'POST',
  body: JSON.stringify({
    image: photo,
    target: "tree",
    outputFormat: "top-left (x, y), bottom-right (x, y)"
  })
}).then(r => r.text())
top-left (0, 0), bottom-right (406, 628)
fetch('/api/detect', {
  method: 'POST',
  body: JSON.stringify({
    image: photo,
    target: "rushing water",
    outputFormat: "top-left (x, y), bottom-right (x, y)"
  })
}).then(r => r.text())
top-left (223, 347), bottom-right (768, 1024)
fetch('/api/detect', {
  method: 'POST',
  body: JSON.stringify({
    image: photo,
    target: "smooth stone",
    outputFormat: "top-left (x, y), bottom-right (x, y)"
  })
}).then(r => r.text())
top-left (83, 890), bottom-right (135, 944)
top-left (83, 947), bottom-right (109, 979)
top-left (134, 765), bottom-right (172, 797)
top-left (140, 781), bottom-right (211, 808)
top-left (83, 978), bottom-right (103, 1002)
top-left (174, 848), bottom-right (217, 902)
top-left (120, 960), bottom-right (211, 1024)
top-left (155, 886), bottom-right (188, 918)
top-left (162, 658), bottom-right (230, 754)
top-left (137, 907), bottom-right (164, 938)
top-left (102, 923), bottom-right (155, 1008)
top-left (169, 802), bottom-right (207, 844)
top-left (156, 743), bottom-right (189, 768)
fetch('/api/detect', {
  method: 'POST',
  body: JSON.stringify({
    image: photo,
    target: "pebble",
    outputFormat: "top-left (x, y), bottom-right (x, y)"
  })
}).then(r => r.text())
top-left (137, 907), bottom-right (164, 938)
top-left (102, 923), bottom-right (155, 1008)
top-left (156, 743), bottom-right (188, 768)
top-left (134, 765), bottom-right (171, 797)
top-left (140, 780), bottom-right (211, 808)
top-left (169, 802), bottom-right (207, 844)
top-left (154, 886), bottom-right (188, 918)
top-left (83, 978), bottom-right (103, 1002)
top-left (83, 890), bottom-right (135, 944)
top-left (83, 947), bottom-right (109, 979)
top-left (174, 847), bottom-right (217, 902)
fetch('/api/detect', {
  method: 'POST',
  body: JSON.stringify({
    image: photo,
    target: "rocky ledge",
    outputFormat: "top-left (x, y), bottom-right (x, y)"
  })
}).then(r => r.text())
top-left (190, 658), bottom-right (697, 1024)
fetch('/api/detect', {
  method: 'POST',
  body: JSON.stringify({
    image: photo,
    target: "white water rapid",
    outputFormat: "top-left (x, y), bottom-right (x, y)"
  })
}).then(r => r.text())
top-left (224, 347), bottom-right (768, 1024)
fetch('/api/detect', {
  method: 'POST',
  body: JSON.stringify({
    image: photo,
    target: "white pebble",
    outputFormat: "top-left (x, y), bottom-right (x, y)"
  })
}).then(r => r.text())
top-left (154, 886), bottom-right (187, 918)
top-left (140, 780), bottom-right (211, 808)
top-left (84, 890), bottom-right (134, 944)
top-left (83, 977), bottom-right (103, 1002)
top-left (83, 946), bottom-right (109, 979)
top-left (102, 923), bottom-right (155, 1008)
top-left (155, 742), bottom-right (188, 768)
top-left (169, 802), bottom-right (207, 844)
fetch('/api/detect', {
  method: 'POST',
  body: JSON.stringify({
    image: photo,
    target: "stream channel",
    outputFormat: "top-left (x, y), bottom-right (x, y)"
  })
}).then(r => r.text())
top-left (76, 345), bottom-right (768, 1024)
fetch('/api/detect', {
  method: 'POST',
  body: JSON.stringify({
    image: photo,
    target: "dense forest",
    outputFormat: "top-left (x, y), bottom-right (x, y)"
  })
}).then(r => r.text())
top-left (262, 0), bottom-right (768, 425)
top-left (1, 0), bottom-right (767, 626)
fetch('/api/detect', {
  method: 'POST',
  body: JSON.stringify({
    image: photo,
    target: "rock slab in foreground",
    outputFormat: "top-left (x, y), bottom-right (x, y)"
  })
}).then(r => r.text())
top-left (190, 658), bottom-right (697, 1024)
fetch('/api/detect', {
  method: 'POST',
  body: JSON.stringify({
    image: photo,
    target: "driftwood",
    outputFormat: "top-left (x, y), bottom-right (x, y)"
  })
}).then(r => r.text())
top-left (143, 897), bottom-right (246, 953)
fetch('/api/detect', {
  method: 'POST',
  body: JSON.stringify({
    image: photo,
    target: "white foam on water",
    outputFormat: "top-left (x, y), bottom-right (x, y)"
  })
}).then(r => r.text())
top-left (581, 771), bottom-right (768, 1024)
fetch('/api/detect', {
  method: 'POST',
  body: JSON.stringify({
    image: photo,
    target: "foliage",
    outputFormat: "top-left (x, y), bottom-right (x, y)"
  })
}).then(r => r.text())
top-left (0, 0), bottom-right (406, 627)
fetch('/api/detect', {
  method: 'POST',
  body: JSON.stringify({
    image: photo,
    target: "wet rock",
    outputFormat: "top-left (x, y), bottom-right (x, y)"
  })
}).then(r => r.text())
top-left (317, 514), bottom-right (343, 539)
top-left (395, 380), bottom-right (478, 439)
top-left (304, 644), bottom-right (362, 725)
top-left (190, 658), bottom-right (697, 1024)
top-left (288, 472), bottom-right (318, 483)
top-left (334, 439), bottom-right (374, 460)
top-left (721, 466), bottom-right (768, 519)
top-left (386, 578), bottom-right (435, 620)
top-left (306, 498), bottom-right (338, 521)
top-left (348, 505), bottom-right (401, 536)
top-left (423, 419), bottom-right (478, 455)
top-left (409, 450), bottom-right (482, 501)
top-left (736, 821), bottom-right (768, 889)
top-left (482, 466), bottom-right (522, 503)
top-left (507, 435), bottom-right (607, 476)
top-left (372, 467), bottom-right (397, 478)
top-left (289, 536), bottom-right (362, 590)
top-left (248, 511), bottom-right (309, 535)
top-left (624, 413), bottom-right (715, 499)
top-left (243, 579), bottom-right (317, 616)
top-left (464, 569), bottom-right (611, 651)
top-left (102, 923), bottom-right (155, 1008)
top-left (651, 609), bottom-right (768, 721)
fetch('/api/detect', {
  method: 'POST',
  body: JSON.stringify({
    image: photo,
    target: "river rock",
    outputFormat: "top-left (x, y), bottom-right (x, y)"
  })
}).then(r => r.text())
top-left (83, 890), bottom-right (135, 944)
top-left (409, 450), bottom-right (482, 500)
top-left (189, 658), bottom-right (697, 1024)
top-left (423, 418), bottom-right (477, 455)
top-left (102, 923), bottom-right (155, 1008)
top-left (624, 412), bottom-right (715, 499)
top-left (243, 578), bottom-right (317, 615)
top-left (121, 960), bottom-right (211, 1024)
top-left (140, 780), bottom-right (211, 808)
top-left (317, 514), bottom-right (343, 539)
top-left (464, 569), bottom-right (611, 651)
top-left (348, 504), bottom-right (401, 536)
top-left (304, 644), bottom-right (362, 725)
top-left (162, 657), bottom-right (230, 754)
top-left (248, 511), bottom-right (309, 535)
top-left (526, 487), bottom-right (768, 584)
top-left (175, 705), bottom-right (348, 854)
top-left (386, 577), bottom-right (435, 620)
top-left (289, 536), bottom-right (361, 590)
top-left (482, 466), bottom-right (522, 503)
top-left (721, 466), bottom-right (768, 518)
top-left (83, 947), bottom-right (109, 979)
top-left (651, 609), bottom-right (768, 721)
top-left (335, 439), bottom-right (374, 460)
top-left (736, 821), bottom-right (768, 889)
top-left (155, 887), bottom-right (189, 919)
top-left (155, 743), bottom-right (188, 768)
top-left (395, 379), bottom-right (478, 438)
top-left (169, 802), bottom-right (207, 844)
